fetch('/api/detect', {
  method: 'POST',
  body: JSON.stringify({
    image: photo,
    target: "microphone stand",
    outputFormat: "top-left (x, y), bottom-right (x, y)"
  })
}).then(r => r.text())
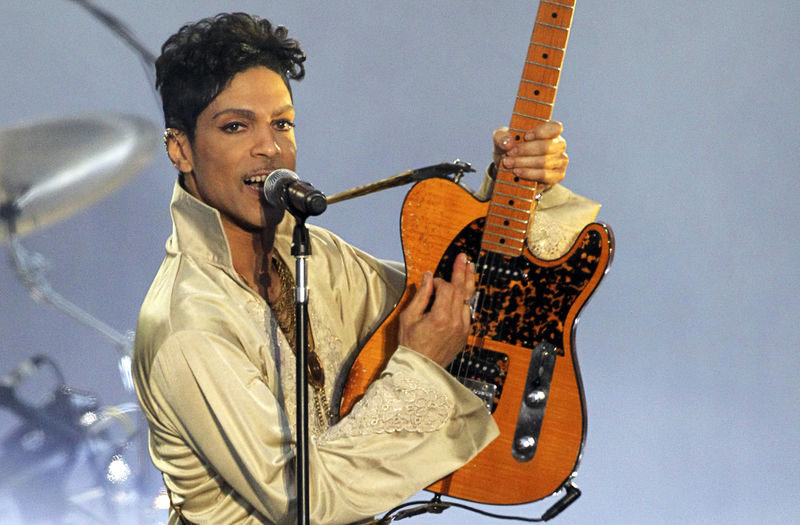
top-left (291, 216), bottom-right (312, 525)
top-left (276, 161), bottom-right (472, 524)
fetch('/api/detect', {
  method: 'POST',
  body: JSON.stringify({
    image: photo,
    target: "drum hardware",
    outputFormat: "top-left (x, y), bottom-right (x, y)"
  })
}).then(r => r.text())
top-left (0, 114), bottom-right (160, 523)
top-left (1, 114), bottom-right (159, 390)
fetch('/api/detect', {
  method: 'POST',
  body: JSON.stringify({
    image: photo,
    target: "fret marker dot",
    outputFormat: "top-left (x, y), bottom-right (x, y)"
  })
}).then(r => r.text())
top-left (500, 239), bottom-right (506, 244)
top-left (504, 220), bottom-right (510, 226)
top-left (551, 12), bottom-right (558, 18)
top-left (508, 200), bottom-right (515, 205)
top-left (534, 90), bottom-right (540, 95)
top-left (542, 53), bottom-right (548, 59)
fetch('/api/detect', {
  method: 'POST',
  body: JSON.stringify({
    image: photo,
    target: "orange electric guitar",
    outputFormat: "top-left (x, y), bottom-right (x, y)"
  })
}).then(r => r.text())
top-left (340, 0), bottom-right (613, 505)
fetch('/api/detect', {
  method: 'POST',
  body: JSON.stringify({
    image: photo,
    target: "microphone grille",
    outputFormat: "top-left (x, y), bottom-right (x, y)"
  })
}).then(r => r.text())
top-left (263, 169), bottom-right (299, 206)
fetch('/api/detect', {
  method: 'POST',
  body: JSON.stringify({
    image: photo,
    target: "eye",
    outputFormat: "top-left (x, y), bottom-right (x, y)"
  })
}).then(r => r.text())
top-left (273, 119), bottom-right (296, 131)
top-left (220, 121), bottom-right (246, 133)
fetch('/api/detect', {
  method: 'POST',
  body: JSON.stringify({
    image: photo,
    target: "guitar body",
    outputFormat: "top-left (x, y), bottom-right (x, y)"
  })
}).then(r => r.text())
top-left (341, 178), bottom-right (613, 504)
top-left (341, 0), bottom-right (614, 506)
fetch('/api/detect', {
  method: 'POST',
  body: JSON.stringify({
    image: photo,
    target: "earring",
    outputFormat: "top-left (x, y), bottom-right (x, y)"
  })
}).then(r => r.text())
top-left (163, 128), bottom-right (178, 152)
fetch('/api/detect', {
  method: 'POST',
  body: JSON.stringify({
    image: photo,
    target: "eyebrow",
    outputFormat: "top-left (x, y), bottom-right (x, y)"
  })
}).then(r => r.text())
top-left (211, 105), bottom-right (295, 120)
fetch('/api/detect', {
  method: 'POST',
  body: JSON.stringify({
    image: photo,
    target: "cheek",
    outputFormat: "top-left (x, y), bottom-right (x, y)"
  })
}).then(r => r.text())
top-left (281, 135), bottom-right (297, 154)
top-left (280, 138), bottom-right (297, 166)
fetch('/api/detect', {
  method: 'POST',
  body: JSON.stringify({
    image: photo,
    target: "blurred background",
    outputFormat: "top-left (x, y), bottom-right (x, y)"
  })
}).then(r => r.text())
top-left (1, 1), bottom-right (798, 523)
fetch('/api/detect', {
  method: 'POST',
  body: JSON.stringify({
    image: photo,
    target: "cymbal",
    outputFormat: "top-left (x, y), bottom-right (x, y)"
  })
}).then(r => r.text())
top-left (0, 114), bottom-right (159, 242)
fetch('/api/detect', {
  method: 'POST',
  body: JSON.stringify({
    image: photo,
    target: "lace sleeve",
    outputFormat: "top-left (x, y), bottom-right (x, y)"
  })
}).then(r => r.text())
top-left (320, 373), bottom-right (454, 442)
top-left (527, 211), bottom-right (581, 260)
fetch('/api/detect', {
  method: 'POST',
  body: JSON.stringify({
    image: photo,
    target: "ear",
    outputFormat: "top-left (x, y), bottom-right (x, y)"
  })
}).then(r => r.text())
top-left (164, 129), bottom-right (194, 174)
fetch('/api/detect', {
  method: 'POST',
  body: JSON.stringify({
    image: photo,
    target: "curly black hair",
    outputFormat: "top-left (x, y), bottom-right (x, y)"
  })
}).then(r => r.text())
top-left (155, 13), bottom-right (306, 141)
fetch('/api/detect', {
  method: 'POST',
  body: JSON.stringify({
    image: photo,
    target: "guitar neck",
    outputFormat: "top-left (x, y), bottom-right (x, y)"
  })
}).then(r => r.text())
top-left (482, 0), bottom-right (575, 258)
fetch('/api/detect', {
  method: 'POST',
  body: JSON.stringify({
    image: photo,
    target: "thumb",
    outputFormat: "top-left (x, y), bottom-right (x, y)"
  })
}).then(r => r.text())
top-left (493, 126), bottom-right (514, 165)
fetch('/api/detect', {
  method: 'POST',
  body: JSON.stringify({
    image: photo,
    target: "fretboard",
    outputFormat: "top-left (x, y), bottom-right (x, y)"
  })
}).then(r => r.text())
top-left (481, 0), bottom-right (575, 258)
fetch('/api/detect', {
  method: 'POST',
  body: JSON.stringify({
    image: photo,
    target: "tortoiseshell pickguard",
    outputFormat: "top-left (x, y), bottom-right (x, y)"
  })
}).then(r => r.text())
top-left (435, 218), bottom-right (605, 350)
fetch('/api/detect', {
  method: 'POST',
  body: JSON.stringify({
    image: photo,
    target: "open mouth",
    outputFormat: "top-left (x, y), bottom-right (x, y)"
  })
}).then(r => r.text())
top-left (244, 174), bottom-right (267, 192)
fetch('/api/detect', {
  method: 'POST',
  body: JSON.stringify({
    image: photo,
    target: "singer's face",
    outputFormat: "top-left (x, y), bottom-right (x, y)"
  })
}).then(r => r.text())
top-left (180, 66), bottom-right (297, 233)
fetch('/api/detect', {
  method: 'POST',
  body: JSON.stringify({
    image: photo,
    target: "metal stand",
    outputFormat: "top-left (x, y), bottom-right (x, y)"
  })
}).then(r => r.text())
top-left (291, 219), bottom-right (312, 525)
top-left (4, 213), bottom-right (134, 392)
top-left (324, 160), bottom-right (473, 204)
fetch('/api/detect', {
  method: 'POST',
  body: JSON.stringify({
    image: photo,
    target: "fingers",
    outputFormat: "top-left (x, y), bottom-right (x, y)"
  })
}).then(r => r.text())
top-left (450, 252), bottom-right (476, 302)
top-left (401, 271), bottom-right (433, 323)
top-left (493, 126), bottom-right (514, 158)
top-left (492, 121), bottom-right (569, 186)
top-left (396, 256), bottom-right (475, 367)
top-left (440, 253), bottom-right (476, 327)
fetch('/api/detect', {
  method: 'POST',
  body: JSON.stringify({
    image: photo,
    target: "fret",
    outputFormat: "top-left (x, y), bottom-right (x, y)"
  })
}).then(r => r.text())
top-left (520, 78), bottom-right (557, 89)
top-left (494, 178), bottom-right (536, 191)
top-left (494, 190), bottom-right (534, 204)
top-left (482, 239), bottom-right (525, 255)
top-left (486, 218), bottom-right (529, 231)
top-left (495, 179), bottom-right (535, 192)
top-left (484, 223), bottom-right (528, 235)
top-left (535, 21), bottom-right (570, 31)
top-left (489, 201), bottom-right (530, 214)
top-left (494, 176), bottom-right (534, 191)
top-left (527, 41), bottom-right (564, 52)
top-left (480, 1), bottom-right (574, 257)
top-left (483, 235), bottom-right (525, 248)
top-left (482, 246), bottom-right (520, 258)
top-left (536, 3), bottom-right (575, 27)
top-left (527, 44), bottom-right (565, 67)
top-left (512, 112), bottom-right (549, 122)
top-left (524, 60), bottom-right (562, 72)
top-left (521, 63), bottom-right (561, 87)
top-left (487, 205), bottom-right (530, 220)
top-left (542, 0), bottom-right (575, 8)
top-left (518, 86), bottom-right (557, 106)
top-left (515, 97), bottom-right (554, 115)
top-left (517, 95), bottom-right (555, 107)
top-left (491, 206), bottom-right (533, 219)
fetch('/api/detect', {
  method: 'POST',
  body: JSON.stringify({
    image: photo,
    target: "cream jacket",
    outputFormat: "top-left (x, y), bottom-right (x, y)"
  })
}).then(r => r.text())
top-left (133, 182), bottom-right (500, 524)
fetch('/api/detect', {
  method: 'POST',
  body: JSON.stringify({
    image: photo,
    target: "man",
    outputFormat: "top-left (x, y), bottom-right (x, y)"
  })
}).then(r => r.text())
top-left (133, 12), bottom-right (590, 524)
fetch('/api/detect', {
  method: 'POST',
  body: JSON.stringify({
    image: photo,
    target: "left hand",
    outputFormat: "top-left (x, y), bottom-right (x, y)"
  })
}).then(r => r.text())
top-left (492, 120), bottom-right (569, 191)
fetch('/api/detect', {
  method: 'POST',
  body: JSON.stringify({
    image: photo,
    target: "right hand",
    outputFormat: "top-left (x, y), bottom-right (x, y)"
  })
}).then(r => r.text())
top-left (397, 253), bottom-right (476, 367)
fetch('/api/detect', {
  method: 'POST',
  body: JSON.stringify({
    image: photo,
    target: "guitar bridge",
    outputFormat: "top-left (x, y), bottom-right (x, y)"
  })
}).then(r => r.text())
top-left (461, 378), bottom-right (497, 412)
top-left (512, 341), bottom-right (557, 462)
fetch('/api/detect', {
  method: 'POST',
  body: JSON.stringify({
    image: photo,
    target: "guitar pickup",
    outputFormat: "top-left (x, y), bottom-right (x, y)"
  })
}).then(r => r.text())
top-left (511, 341), bottom-right (557, 462)
top-left (448, 348), bottom-right (508, 413)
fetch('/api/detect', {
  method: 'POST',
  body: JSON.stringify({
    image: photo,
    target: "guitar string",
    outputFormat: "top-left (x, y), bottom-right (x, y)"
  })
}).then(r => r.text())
top-left (453, 249), bottom-right (486, 381)
top-left (457, 248), bottom-right (502, 384)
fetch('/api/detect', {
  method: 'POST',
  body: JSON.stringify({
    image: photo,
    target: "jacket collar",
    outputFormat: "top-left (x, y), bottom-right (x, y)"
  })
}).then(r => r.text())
top-left (166, 179), bottom-right (295, 270)
top-left (167, 180), bottom-right (234, 270)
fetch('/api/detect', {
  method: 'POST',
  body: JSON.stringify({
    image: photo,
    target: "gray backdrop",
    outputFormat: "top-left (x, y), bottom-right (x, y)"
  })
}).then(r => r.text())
top-left (1, 1), bottom-right (798, 524)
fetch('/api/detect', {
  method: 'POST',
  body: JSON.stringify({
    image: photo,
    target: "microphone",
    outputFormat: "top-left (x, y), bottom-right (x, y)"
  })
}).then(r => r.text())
top-left (263, 169), bottom-right (327, 217)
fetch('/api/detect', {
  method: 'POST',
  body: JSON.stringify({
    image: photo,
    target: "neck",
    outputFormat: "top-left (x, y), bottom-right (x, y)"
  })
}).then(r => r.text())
top-left (223, 219), bottom-right (281, 301)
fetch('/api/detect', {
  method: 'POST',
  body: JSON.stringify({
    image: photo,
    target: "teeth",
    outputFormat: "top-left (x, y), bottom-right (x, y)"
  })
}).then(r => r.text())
top-left (245, 174), bottom-right (267, 183)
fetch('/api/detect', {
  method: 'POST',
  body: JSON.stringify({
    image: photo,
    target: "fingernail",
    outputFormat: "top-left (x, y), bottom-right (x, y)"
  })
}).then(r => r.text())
top-left (501, 136), bottom-right (512, 148)
top-left (503, 157), bottom-right (514, 168)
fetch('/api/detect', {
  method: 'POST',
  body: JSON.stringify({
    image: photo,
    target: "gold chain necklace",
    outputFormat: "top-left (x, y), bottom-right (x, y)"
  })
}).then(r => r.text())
top-left (269, 256), bottom-right (331, 429)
